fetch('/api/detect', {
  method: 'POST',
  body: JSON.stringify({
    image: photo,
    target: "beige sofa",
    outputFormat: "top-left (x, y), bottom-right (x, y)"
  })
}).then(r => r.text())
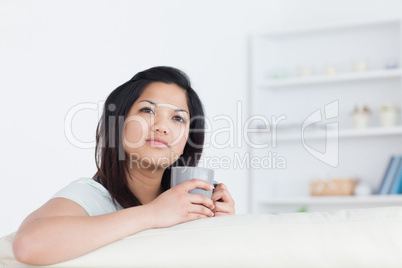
top-left (1, 206), bottom-right (402, 267)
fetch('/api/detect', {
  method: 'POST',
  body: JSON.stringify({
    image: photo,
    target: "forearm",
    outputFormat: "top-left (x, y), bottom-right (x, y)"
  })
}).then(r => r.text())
top-left (13, 204), bottom-right (154, 265)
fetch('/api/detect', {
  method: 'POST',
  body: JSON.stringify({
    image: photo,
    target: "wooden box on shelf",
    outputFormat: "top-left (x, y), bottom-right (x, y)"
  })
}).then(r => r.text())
top-left (310, 178), bottom-right (357, 196)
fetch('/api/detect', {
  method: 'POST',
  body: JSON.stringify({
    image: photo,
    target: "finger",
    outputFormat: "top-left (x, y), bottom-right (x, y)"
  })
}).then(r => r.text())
top-left (215, 183), bottom-right (227, 190)
top-left (212, 183), bottom-right (228, 193)
top-left (213, 201), bottom-right (234, 215)
top-left (214, 212), bottom-right (230, 217)
top-left (188, 204), bottom-right (214, 217)
top-left (212, 185), bottom-right (234, 203)
top-left (211, 189), bottom-right (223, 202)
top-left (188, 194), bottom-right (214, 210)
top-left (211, 183), bottom-right (225, 197)
top-left (180, 179), bottom-right (213, 192)
top-left (217, 184), bottom-right (234, 203)
top-left (187, 213), bottom-right (210, 221)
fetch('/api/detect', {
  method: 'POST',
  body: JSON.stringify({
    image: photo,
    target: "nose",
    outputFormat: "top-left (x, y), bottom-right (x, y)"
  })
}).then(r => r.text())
top-left (151, 116), bottom-right (169, 135)
top-left (153, 125), bottom-right (168, 134)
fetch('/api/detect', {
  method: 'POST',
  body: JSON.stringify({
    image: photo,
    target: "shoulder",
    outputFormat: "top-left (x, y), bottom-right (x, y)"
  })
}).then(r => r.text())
top-left (61, 178), bottom-right (110, 196)
top-left (52, 178), bottom-right (122, 216)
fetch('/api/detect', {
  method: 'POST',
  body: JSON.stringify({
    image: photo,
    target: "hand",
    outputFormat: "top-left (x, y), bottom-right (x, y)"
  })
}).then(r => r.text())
top-left (146, 179), bottom-right (215, 228)
top-left (211, 183), bottom-right (235, 216)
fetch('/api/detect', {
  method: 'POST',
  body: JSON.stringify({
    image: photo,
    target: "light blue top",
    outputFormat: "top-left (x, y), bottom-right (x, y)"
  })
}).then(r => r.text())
top-left (52, 178), bottom-right (123, 216)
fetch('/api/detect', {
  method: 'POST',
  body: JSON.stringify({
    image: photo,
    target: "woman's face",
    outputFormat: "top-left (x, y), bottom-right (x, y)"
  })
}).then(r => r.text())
top-left (123, 82), bottom-right (190, 171)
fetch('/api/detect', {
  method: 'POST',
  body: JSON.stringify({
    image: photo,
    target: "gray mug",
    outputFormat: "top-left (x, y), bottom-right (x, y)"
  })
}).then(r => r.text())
top-left (171, 167), bottom-right (215, 198)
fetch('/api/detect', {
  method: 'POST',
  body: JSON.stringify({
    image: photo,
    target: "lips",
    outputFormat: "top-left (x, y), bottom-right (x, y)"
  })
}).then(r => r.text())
top-left (146, 137), bottom-right (169, 148)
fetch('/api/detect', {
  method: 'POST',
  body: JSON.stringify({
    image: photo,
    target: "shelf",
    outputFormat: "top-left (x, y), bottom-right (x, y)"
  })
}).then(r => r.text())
top-left (249, 18), bottom-right (402, 213)
top-left (258, 69), bottom-right (401, 88)
top-left (260, 195), bottom-right (402, 206)
top-left (338, 126), bottom-right (402, 138)
top-left (256, 17), bottom-right (401, 37)
top-left (255, 126), bottom-right (402, 141)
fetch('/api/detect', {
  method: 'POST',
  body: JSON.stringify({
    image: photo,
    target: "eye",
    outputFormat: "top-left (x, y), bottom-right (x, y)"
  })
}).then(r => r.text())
top-left (172, 115), bottom-right (185, 123)
top-left (139, 107), bottom-right (155, 114)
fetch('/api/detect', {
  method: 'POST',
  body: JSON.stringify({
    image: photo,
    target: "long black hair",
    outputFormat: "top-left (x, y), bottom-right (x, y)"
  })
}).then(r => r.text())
top-left (93, 66), bottom-right (205, 208)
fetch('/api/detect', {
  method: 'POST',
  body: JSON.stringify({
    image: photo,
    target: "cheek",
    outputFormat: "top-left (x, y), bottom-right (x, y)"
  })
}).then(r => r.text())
top-left (170, 124), bottom-right (189, 149)
top-left (123, 116), bottom-right (149, 147)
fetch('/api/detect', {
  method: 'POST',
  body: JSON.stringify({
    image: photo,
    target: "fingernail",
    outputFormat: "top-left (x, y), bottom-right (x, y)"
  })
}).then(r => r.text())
top-left (210, 184), bottom-right (215, 190)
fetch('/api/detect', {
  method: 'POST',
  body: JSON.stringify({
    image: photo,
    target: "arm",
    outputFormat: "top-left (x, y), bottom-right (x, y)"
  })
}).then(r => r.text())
top-left (13, 179), bottom-right (214, 266)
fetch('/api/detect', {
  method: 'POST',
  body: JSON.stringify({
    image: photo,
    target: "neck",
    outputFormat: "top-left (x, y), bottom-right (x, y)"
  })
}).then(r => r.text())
top-left (126, 166), bottom-right (166, 205)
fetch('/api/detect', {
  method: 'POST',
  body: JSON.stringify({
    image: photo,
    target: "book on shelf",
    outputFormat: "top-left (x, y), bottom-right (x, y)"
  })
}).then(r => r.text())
top-left (377, 155), bottom-right (402, 195)
top-left (390, 159), bottom-right (402, 194)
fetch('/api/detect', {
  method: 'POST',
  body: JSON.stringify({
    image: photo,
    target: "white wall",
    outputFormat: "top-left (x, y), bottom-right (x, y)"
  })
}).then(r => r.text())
top-left (0, 0), bottom-right (283, 236)
top-left (1, 0), bottom-right (401, 237)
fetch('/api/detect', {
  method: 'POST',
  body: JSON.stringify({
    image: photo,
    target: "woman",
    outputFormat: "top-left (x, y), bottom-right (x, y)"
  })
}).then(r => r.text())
top-left (12, 66), bottom-right (235, 265)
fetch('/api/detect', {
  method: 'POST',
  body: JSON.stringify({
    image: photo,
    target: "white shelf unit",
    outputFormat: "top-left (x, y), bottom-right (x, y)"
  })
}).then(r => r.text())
top-left (248, 18), bottom-right (402, 213)
top-left (259, 68), bottom-right (401, 88)
top-left (258, 195), bottom-right (402, 214)
top-left (254, 126), bottom-right (402, 142)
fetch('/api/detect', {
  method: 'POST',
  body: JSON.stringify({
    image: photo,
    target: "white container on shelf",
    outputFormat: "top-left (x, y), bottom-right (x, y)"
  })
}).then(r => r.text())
top-left (352, 113), bottom-right (370, 129)
top-left (354, 182), bottom-right (373, 196)
top-left (379, 103), bottom-right (399, 127)
top-left (351, 105), bottom-right (371, 129)
top-left (352, 60), bottom-right (369, 72)
top-left (298, 67), bottom-right (313, 77)
top-left (325, 66), bottom-right (338, 75)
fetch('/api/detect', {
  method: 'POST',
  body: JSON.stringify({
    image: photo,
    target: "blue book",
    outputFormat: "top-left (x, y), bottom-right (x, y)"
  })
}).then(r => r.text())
top-left (390, 156), bottom-right (402, 194)
top-left (377, 156), bottom-right (394, 194)
top-left (378, 156), bottom-right (401, 195)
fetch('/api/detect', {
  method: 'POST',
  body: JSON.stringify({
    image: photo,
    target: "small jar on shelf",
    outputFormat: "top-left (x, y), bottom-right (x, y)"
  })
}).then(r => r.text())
top-left (379, 103), bottom-right (399, 127)
top-left (352, 60), bottom-right (369, 72)
top-left (351, 105), bottom-right (371, 129)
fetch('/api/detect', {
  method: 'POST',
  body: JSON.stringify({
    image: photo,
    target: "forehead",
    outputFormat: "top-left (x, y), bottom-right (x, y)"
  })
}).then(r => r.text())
top-left (136, 82), bottom-right (189, 111)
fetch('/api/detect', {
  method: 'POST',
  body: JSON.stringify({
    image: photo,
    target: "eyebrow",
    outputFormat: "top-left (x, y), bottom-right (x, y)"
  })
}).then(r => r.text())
top-left (139, 100), bottom-right (189, 114)
top-left (140, 100), bottom-right (157, 106)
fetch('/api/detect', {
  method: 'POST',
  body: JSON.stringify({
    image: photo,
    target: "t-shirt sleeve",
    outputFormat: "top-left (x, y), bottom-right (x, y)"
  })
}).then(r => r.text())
top-left (51, 178), bottom-right (121, 216)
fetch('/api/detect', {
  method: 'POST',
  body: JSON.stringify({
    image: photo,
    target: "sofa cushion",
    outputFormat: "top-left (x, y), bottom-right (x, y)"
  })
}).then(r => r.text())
top-left (1, 206), bottom-right (402, 267)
